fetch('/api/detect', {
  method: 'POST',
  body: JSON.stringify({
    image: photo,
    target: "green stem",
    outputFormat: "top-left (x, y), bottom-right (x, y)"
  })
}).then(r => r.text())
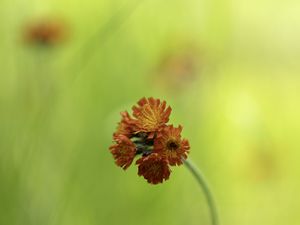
top-left (183, 159), bottom-right (219, 225)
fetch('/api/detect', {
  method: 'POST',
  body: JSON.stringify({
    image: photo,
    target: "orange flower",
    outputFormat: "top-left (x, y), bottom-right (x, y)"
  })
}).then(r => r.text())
top-left (113, 111), bottom-right (135, 138)
top-left (108, 97), bottom-right (190, 184)
top-left (109, 135), bottom-right (136, 170)
top-left (136, 153), bottom-right (171, 184)
top-left (132, 97), bottom-right (172, 137)
top-left (24, 18), bottom-right (68, 46)
top-left (154, 125), bottom-right (190, 166)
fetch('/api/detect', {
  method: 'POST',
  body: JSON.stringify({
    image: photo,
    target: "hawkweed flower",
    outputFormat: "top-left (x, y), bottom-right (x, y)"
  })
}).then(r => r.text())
top-left (109, 97), bottom-right (187, 184)
top-left (153, 125), bottom-right (190, 166)
top-left (108, 97), bottom-right (219, 225)
top-left (113, 111), bottom-right (135, 138)
top-left (109, 135), bottom-right (136, 170)
top-left (131, 97), bottom-right (172, 138)
top-left (136, 153), bottom-right (171, 184)
top-left (23, 18), bottom-right (68, 47)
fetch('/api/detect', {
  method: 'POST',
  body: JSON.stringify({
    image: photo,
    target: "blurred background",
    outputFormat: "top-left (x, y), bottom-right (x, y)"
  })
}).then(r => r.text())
top-left (1, 0), bottom-right (300, 224)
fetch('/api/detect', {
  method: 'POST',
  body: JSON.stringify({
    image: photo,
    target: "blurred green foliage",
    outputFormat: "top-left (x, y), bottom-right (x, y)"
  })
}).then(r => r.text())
top-left (1, 0), bottom-right (300, 225)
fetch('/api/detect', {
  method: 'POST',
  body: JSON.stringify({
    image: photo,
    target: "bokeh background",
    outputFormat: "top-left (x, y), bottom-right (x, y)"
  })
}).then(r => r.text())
top-left (1, 0), bottom-right (300, 225)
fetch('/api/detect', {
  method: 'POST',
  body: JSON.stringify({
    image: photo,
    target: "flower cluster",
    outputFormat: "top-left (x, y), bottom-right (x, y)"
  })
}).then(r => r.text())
top-left (109, 97), bottom-right (190, 184)
top-left (23, 18), bottom-right (68, 47)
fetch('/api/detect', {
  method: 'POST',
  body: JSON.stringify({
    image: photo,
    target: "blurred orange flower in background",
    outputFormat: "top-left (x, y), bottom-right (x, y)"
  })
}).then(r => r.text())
top-left (23, 17), bottom-right (69, 47)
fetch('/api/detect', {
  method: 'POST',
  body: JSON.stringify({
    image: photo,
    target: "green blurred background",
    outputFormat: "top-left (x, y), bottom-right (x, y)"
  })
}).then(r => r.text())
top-left (1, 0), bottom-right (300, 224)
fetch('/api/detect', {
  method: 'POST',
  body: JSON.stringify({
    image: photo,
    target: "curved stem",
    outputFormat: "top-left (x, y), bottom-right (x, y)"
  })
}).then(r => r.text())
top-left (183, 159), bottom-right (219, 225)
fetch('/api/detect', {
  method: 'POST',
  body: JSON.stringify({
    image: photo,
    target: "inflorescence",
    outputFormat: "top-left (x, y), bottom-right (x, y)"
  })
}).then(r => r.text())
top-left (109, 97), bottom-right (190, 184)
top-left (23, 18), bottom-right (67, 47)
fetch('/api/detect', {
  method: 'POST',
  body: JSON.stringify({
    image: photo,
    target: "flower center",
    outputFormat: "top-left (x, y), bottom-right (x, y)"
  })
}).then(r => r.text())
top-left (166, 140), bottom-right (179, 151)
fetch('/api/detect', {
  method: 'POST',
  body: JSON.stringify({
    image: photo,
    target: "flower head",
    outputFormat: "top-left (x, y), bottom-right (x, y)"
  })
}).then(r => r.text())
top-left (108, 97), bottom-right (190, 184)
top-left (109, 135), bottom-right (136, 170)
top-left (23, 18), bottom-right (68, 47)
top-left (132, 97), bottom-right (171, 137)
top-left (113, 111), bottom-right (135, 138)
top-left (136, 154), bottom-right (171, 184)
top-left (154, 125), bottom-right (190, 166)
